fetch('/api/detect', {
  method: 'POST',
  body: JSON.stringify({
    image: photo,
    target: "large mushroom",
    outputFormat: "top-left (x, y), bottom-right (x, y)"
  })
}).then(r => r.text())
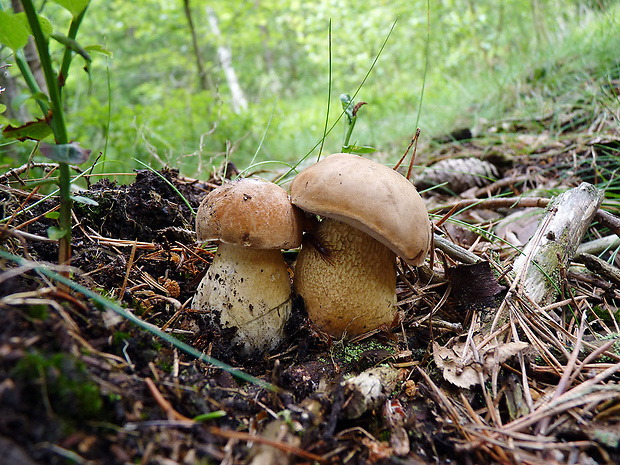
top-left (192, 178), bottom-right (303, 353)
top-left (290, 153), bottom-right (431, 338)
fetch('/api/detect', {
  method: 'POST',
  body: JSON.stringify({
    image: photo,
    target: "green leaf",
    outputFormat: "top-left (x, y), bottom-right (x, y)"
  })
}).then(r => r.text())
top-left (45, 211), bottom-right (61, 220)
top-left (342, 145), bottom-right (376, 154)
top-left (47, 226), bottom-right (67, 240)
top-left (10, 92), bottom-right (50, 112)
top-left (15, 12), bottom-right (54, 39)
top-left (193, 411), bottom-right (227, 422)
top-left (84, 44), bottom-right (113, 58)
top-left (50, 0), bottom-right (90, 18)
top-left (340, 93), bottom-right (355, 124)
top-left (39, 142), bottom-right (91, 164)
top-left (2, 118), bottom-right (53, 142)
top-left (0, 11), bottom-right (30, 51)
top-left (70, 195), bottom-right (98, 206)
top-left (0, 104), bottom-right (6, 114)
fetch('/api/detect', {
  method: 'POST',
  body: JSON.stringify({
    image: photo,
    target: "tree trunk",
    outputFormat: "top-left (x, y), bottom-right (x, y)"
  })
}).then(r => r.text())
top-left (205, 6), bottom-right (248, 114)
top-left (182, 0), bottom-right (209, 91)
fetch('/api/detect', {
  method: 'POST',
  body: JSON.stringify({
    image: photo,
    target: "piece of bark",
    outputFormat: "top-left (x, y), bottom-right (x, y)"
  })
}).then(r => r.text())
top-left (512, 182), bottom-right (604, 306)
top-left (574, 252), bottom-right (620, 287)
top-left (576, 234), bottom-right (620, 256)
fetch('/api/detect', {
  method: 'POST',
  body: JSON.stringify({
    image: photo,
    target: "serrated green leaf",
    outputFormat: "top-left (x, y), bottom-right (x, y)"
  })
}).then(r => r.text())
top-left (70, 195), bottom-right (98, 206)
top-left (47, 226), bottom-right (67, 240)
top-left (0, 11), bottom-right (30, 51)
top-left (84, 44), bottom-right (113, 58)
top-left (2, 118), bottom-right (53, 141)
top-left (39, 142), bottom-right (91, 164)
top-left (45, 211), bottom-right (61, 220)
top-left (50, 0), bottom-right (89, 17)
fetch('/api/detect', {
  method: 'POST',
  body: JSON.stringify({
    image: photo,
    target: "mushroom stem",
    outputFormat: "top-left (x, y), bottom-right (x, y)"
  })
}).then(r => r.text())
top-left (294, 218), bottom-right (397, 338)
top-left (193, 242), bottom-right (293, 353)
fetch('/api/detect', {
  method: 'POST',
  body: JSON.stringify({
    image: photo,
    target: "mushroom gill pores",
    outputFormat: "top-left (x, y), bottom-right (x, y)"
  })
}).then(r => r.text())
top-left (291, 153), bottom-right (432, 338)
top-left (192, 178), bottom-right (302, 354)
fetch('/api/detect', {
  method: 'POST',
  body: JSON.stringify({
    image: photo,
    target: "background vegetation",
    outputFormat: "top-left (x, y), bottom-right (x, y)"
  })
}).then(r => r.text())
top-left (1, 0), bottom-right (619, 179)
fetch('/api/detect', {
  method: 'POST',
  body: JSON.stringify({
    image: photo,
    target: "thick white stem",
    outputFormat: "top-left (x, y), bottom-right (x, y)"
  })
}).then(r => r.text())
top-left (193, 243), bottom-right (292, 353)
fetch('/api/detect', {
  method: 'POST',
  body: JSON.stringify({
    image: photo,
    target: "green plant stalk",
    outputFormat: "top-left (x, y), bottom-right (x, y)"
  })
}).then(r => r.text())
top-left (21, 0), bottom-right (71, 265)
top-left (0, 250), bottom-right (277, 392)
top-left (21, 1), bottom-right (68, 145)
top-left (59, 5), bottom-right (88, 91)
top-left (14, 49), bottom-right (49, 114)
top-left (342, 113), bottom-right (356, 148)
top-left (317, 19), bottom-right (332, 162)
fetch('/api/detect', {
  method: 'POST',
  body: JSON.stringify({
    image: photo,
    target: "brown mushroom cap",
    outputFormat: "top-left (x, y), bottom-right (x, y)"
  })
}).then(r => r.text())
top-left (196, 178), bottom-right (303, 249)
top-left (290, 153), bottom-right (431, 265)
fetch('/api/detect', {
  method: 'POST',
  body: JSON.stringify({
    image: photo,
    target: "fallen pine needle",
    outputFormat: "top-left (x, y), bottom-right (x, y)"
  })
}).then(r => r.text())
top-left (209, 426), bottom-right (325, 462)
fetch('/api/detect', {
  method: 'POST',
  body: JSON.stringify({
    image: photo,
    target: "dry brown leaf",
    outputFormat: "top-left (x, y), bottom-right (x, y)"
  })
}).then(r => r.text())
top-left (433, 339), bottom-right (529, 389)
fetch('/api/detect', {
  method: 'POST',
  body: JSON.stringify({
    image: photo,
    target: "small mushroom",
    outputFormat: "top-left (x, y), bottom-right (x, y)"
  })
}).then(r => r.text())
top-left (290, 153), bottom-right (431, 338)
top-left (192, 178), bottom-right (303, 353)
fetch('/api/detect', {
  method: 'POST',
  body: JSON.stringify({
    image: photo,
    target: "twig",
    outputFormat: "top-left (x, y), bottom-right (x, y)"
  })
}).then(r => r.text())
top-left (209, 426), bottom-right (325, 462)
top-left (144, 377), bottom-right (194, 422)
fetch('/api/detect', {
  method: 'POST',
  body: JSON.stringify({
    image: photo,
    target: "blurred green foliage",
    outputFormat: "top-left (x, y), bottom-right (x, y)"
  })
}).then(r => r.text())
top-left (1, 0), bottom-right (619, 178)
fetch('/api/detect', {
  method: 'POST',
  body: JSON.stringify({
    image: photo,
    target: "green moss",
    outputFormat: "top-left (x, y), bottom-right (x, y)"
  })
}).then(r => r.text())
top-left (12, 351), bottom-right (103, 420)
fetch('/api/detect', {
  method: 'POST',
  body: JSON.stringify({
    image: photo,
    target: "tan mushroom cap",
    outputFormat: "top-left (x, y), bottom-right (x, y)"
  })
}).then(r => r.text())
top-left (196, 178), bottom-right (303, 249)
top-left (290, 153), bottom-right (431, 265)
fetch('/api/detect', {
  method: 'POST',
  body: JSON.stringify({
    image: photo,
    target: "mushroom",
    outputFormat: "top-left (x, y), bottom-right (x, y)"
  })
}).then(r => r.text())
top-left (192, 178), bottom-right (303, 353)
top-left (290, 153), bottom-right (431, 338)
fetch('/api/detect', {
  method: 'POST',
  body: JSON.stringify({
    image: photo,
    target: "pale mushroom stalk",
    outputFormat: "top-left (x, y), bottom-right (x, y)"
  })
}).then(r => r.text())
top-left (194, 244), bottom-right (293, 352)
top-left (192, 178), bottom-right (302, 354)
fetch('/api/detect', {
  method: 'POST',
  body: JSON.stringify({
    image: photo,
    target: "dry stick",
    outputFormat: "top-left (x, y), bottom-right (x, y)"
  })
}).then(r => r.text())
top-left (405, 128), bottom-right (421, 181)
top-left (428, 196), bottom-right (551, 215)
top-left (208, 427), bottom-right (325, 462)
top-left (144, 377), bottom-right (194, 423)
top-left (596, 209), bottom-right (620, 237)
top-left (472, 174), bottom-right (531, 198)
top-left (119, 240), bottom-right (138, 300)
top-left (392, 128), bottom-right (420, 174)
top-left (0, 161), bottom-right (81, 184)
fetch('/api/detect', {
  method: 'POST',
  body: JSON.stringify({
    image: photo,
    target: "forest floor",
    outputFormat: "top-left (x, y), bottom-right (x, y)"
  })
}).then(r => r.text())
top-left (2, 74), bottom-right (620, 464)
